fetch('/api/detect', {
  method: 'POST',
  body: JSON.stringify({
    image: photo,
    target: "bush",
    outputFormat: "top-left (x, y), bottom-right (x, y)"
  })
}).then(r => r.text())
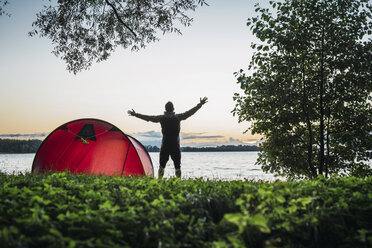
top-left (0, 173), bottom-right (371, 247)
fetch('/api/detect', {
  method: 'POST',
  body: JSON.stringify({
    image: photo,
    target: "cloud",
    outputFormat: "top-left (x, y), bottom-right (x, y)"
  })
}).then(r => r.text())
top-left (130, 131), bottom-right (163, 147)
top-left (181, 132), bottom-right (224, 140)
top-left (228, 137), bottom-right (247, 145)
top-left (132, 131), bottom-right (162, 138)
top-left (180, 135), bottom-right (242, 147)
top-left (0, 133), bottom-right (49, 139)
top-left (181, 135), bottom-right (224, 140)
top-left (228, 137), bottom-right (263, 146)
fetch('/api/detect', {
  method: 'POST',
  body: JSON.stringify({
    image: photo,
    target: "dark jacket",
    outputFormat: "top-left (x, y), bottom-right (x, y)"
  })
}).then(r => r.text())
top-left (133, 103), bottom-right (203, 146)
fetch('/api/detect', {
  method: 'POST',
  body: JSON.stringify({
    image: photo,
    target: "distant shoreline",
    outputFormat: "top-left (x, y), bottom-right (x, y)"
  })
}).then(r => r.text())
top-left (0, 138), bottom-right (259, 153)
top-left (145, 145), bottom-right (259, 153)
top-left (0, 150), bottom-right (259, 154)
top-left (149, 150), bottom-right (259, 153)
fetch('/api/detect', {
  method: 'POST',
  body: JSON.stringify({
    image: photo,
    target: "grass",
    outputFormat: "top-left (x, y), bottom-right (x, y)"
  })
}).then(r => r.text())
top-left (0, 172), bottom-right (371, 247)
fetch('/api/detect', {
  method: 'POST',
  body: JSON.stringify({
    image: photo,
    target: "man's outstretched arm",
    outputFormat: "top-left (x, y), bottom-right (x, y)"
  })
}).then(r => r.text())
top-left (127, 109), bottom-right (162, 123)
top-left (178, 97), bottom-right (208, 121)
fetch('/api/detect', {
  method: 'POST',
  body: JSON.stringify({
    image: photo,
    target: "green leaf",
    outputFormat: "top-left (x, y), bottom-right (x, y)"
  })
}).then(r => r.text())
top-left (249, 214), bottom-right (271, 233)
top-left (298, 197), bottom-right (313, 207)
top-left (288, 205), bottom-right (297, 214)
top-left (275, 195), bottom-right (286, 203)
top-left (227, 235), bottom-right (245, 247)
top-left (57, 214), bottom-right (65, 221)
top-left (224, 213), bottom-right (245, 226)
top-left (49, 228), bottom-right (62, 237)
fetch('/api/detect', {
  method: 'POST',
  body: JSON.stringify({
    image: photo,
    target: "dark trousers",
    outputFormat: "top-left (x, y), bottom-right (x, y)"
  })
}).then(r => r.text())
top-left (159, 144), bottom-right (181, 178)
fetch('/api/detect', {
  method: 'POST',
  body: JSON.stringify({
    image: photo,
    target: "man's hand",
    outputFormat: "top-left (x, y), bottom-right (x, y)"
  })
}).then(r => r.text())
top-left (200, 97), bottom-right (208, 105)
top-left (128, 109), bottom-right (136, 116)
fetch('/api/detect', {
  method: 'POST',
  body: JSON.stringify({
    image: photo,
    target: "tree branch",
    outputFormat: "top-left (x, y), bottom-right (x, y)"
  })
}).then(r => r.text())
top-left (105, 0), bottom-right (137, 37)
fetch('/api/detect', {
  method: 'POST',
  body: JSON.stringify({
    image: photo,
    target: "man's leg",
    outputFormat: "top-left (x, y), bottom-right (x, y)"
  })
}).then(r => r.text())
top-left (175, 167), bottom-right (181, 178)
top-left (170, 147), bottom-right (181, 178)
top-left (158, 167), bottom-right (165, 179)
top-left (159, 146), bottom-right (169, 179)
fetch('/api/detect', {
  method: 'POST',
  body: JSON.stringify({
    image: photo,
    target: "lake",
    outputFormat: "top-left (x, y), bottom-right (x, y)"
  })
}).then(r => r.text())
top-left (0, 152), bottom-right (279, 180)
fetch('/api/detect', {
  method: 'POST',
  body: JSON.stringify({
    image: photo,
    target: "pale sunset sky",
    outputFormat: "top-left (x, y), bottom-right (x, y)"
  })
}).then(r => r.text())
top-left (0, 0), bottom-right (267, 147)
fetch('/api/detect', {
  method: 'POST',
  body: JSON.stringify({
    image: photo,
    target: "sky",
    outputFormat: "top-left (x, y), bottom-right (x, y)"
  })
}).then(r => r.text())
top-left (0, 0), bottom-right (267, 147)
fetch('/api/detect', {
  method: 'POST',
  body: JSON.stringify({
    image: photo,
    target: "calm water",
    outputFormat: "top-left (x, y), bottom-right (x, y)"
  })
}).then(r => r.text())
top-left (0, 152), bottom-right (278, 180)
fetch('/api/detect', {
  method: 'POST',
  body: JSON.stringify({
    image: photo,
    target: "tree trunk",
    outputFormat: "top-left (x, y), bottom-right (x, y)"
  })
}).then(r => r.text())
top-left (319, 20), bottom-right (325, 176)
top-left (326, 124), bottom-right (330, 178)
top-left (301, 48), bottom-right (317, 178)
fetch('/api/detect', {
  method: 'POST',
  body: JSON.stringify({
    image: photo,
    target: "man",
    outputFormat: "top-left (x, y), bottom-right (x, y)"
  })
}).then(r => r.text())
top-left (128, 97), bottom-right (208, 178)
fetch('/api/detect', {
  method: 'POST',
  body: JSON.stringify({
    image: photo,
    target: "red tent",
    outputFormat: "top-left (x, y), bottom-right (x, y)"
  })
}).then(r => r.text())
top-left (32, 119), bottom-right (153, 177)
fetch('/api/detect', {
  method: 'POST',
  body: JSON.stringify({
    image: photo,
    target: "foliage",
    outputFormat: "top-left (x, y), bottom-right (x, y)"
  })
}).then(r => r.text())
top-left (0, 173), bottom-right (371, 247)
top-left (0, 139), bottom-right (42, 153)
top-left (217, 176), bottom-right (372, 248)
top-left (28, 0), bottom-right (208, 74)
top-left (233, 0), bottom-right (372, 179)
top-left (0, 0), bottom-right (9, 17)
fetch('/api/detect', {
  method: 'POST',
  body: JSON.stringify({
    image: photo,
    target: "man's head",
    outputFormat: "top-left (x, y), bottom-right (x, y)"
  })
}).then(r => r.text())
top-left (165, 101), bottom-right (174, 112)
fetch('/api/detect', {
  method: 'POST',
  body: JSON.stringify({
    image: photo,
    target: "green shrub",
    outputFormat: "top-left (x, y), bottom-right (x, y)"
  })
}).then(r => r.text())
top-left (0, 173), bottom-right (371, 247)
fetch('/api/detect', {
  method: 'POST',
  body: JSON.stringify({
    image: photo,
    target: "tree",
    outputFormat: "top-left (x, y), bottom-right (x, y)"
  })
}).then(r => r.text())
top-left (0, 139), bottom-right (42, 153)
top-left (233, 0), bottom-right (372, 179)
top-left (0, 0), bottom-right (10, 17)
top-left (25, 0), bottom-right (207, 74)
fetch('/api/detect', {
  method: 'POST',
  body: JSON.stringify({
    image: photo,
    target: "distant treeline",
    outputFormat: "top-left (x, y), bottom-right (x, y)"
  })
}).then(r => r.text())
top-left (146, 145), bottom-right (259, 152)
top-left (0, 139), bottom-right (259, 154)
top-left (0, 139), bottom-right (42, 153)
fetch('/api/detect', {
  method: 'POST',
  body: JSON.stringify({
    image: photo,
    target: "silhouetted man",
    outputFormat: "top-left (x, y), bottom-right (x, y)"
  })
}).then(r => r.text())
top-left (128, 97), bottom-right (208, 178)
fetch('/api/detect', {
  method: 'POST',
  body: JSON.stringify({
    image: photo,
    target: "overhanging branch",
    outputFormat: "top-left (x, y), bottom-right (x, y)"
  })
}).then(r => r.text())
top-left (105, 0), bottom-right (137, 37)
